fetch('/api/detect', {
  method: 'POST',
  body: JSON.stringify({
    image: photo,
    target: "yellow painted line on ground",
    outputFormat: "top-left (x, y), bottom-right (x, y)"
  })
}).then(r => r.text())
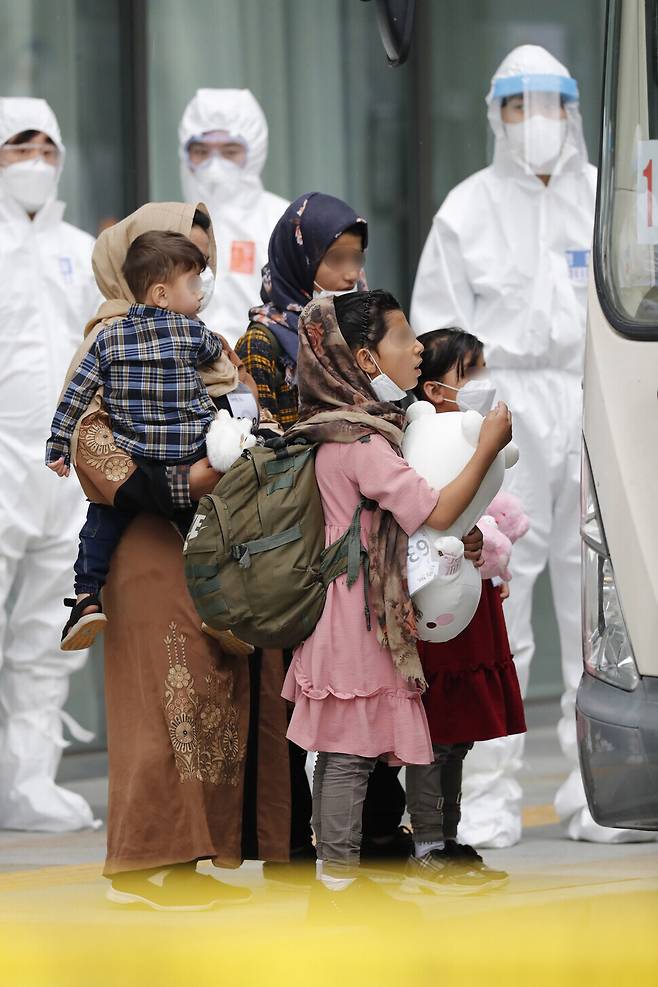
top-left (0, 803), bottom-right (560, 893)
top-left (0, 863), bottom-right (103, 892)
top-left (522, 803), bottom-right (560, 827)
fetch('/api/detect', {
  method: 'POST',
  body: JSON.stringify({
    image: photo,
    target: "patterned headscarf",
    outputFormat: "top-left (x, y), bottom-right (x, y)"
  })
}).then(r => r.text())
top-left (288, 294), bottom-right (425, 685)
top-left (249, 192), bottom-right (368, 366)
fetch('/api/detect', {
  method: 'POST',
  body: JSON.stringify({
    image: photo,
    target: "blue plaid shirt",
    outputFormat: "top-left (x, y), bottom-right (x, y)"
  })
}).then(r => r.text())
top-left (46, 305), bottom-right (222, 466)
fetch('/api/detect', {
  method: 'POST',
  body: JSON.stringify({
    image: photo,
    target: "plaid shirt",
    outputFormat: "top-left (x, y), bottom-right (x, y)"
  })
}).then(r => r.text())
top-left (235, 324), bottom-right (299, 429)
top-left (46, 305), bottom-right (222, 466)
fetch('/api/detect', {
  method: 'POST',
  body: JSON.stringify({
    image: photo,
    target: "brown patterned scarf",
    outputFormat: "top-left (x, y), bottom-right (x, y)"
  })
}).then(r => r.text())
top-left (287, 295), bottom-right (425, 685)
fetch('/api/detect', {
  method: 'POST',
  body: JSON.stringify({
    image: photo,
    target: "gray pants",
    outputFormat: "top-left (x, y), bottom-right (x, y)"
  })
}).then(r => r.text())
top-left (312, 752), bottom-right (378, 877)
top-left (406, 743), bottom-right (473, 843)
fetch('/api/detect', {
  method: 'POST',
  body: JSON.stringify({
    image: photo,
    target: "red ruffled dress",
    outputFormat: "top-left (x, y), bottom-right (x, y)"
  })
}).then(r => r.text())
top-left (417, 580), bottom-right (526, 745)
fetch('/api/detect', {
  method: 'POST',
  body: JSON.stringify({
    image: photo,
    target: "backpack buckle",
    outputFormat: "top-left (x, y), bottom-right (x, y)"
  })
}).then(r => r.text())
top-left (231, 544), bottom-right (251, 569)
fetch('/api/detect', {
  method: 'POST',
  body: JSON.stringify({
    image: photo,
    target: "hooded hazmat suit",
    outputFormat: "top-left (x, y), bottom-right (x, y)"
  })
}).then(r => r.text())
top-left (0, 97), bottom-right (99, 832)
top-left (179, 89), bottom-right (289, 348)
top-left (410, 46), bottom-right (654, 846)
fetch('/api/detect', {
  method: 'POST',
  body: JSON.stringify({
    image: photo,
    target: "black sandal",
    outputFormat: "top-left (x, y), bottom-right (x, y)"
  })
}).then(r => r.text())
top-left (60, 595), bottom-right (108, 652)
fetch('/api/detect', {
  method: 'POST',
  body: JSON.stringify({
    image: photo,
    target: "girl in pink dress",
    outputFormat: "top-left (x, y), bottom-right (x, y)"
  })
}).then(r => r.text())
top-left (282, 290), bottom-right (513, 900)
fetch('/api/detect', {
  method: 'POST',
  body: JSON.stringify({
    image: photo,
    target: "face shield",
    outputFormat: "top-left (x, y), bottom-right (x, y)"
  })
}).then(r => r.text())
top-left (490, 74), bottom-right (580, 175)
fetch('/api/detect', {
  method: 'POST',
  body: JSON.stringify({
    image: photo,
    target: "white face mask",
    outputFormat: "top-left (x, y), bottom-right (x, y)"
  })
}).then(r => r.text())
top-left (367, 353), bottom-right (408, 402)
top-left (312, 281), bottom-right (357, 300)
top-left (442, 378), bottom-right (496, 415)
top-left (191, 155), bottom-right (243, 203)
top-left (1, 158), bottom-right (58, 212)
top-left (197, 266), bottom-right (216, 312)
top-left (505, 116), bottom-right (567, 174)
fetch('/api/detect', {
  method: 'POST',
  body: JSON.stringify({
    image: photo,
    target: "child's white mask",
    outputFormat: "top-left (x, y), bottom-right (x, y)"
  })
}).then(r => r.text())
top-left (367, 353), bottom-right (407, 402)
top-left (442, 378), bottom-right (496, 415)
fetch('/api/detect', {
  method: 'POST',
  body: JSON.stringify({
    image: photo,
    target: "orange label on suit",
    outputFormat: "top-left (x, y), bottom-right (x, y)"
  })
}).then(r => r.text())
top-left (229, 240), bottom-right (256, 274)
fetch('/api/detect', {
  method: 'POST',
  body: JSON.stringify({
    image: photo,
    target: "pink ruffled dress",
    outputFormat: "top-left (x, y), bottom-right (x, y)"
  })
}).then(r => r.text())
top-left (282, 435), bottom-right (438, 765)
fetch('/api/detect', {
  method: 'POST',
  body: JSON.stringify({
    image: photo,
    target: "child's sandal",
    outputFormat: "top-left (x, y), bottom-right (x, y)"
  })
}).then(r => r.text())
top-left (61, 595), bottom-right (108, 652)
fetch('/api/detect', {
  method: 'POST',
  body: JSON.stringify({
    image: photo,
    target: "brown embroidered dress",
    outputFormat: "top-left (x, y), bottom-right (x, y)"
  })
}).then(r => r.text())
top-left (78, 410), bottom-right (291, 876)
top-left (68, 202), bottom-right (290, 876)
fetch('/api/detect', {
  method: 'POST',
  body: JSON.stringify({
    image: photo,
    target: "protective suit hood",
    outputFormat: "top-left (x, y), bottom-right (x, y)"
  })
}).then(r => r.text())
top-left (178, 88), bottom-right (268, 210)
top-left (0, 97), bottom-right (66, 214)
top-left (486, 45), bottom-right (589, 180)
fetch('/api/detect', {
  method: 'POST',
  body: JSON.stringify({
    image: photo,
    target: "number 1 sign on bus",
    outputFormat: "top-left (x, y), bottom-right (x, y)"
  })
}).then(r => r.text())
top-left (637, 141), bottom-right (658, 244)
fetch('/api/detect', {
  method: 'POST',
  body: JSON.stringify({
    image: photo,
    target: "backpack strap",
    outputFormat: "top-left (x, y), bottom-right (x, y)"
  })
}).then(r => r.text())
top-left (231, 524), bottom-right (303, 570)
top-left (320, 497), bottom-right (376, 631)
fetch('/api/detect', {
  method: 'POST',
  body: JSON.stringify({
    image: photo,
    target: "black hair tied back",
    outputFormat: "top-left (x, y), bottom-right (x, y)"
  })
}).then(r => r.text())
top-left (334, 289), bottom-right (401, 353)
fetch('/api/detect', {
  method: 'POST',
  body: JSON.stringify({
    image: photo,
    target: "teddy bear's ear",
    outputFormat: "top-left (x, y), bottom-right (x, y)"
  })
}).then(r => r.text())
top-left (461, 409), bottom-right (483, 447)
top-left (406, 400), bottom-right (435, 423)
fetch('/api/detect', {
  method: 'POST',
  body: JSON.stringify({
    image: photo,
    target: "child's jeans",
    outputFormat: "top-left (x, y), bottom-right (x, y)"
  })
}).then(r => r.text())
top-left (312, 752), bottom-right (378, 878)
top-left (406, 742), bottom-right (474, 843)
top-left (73, 502), bottom-right (134, 596)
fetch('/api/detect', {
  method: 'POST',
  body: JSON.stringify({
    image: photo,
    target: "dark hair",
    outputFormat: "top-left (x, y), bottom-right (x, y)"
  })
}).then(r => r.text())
top-left (192, 208), bottom-right (211, 232)
top-left (413, 327), bottom-right (484, 399)
top-left (5, 129), bottom-right (56, 146)
top-left (122, 230), bottom-right (206, 302)
top-left (333, 289), bottom-right (402, 352)
top-left (340, 222), bottom-right (367, 249)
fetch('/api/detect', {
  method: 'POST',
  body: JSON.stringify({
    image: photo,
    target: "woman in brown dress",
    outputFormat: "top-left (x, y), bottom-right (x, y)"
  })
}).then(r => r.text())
top-left (66, 202), bottom-right (290, 910)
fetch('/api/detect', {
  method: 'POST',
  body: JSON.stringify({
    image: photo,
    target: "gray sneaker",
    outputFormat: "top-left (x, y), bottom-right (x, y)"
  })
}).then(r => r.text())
top-left (406, 847), bottom-right (508, 893)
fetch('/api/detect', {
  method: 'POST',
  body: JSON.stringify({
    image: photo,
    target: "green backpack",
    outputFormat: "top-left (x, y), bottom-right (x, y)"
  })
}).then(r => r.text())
top-left (183, 436), bottom-right (373, 649)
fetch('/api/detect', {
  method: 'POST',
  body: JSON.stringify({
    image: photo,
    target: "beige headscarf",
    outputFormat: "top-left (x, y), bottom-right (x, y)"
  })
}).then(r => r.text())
top-left (62, 201), bottom-right (238, 463)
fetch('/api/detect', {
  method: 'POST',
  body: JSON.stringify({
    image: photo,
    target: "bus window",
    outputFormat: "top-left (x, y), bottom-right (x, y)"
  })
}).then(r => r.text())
top-left (596, 0), bottom-right (658, 338)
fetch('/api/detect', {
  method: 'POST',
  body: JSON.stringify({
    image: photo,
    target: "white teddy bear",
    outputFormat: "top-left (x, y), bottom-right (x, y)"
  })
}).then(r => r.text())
top-left (402, 402), bottom-right (519, 642)
top-left (205, 408), bottom-right (257, 474)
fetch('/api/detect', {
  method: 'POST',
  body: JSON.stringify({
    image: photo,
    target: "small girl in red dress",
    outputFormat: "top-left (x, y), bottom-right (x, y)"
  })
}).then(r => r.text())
top-left (405, 327), bottom-right (527, 890)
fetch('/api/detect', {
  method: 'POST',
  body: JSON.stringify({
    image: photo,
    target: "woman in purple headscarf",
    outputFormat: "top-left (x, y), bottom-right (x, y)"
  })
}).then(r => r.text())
top-left (236, 192), bottom-right (367, 430)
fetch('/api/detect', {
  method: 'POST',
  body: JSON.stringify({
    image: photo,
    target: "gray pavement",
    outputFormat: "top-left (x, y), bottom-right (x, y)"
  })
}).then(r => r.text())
top-left (0, 701), bottom-right (656, 987)
top-left (0, 698), bottom-right (656, 884)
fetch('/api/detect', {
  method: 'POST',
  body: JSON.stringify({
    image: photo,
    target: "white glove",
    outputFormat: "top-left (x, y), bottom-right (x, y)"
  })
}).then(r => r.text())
top-left (206, 408), bottom-right (257, 474)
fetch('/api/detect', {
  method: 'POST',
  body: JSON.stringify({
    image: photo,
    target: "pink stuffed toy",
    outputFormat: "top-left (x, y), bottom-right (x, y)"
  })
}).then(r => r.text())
top-left (478, 491), bottom-right (530, 582)
top-left (478, 516), bottom-right (513, 581)
top-left (487, 490), bottom-right (530, 544)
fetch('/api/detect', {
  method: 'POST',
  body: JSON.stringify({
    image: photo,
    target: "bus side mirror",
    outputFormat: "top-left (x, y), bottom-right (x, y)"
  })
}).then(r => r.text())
top-left (362, 0), bottom-right (416, 67)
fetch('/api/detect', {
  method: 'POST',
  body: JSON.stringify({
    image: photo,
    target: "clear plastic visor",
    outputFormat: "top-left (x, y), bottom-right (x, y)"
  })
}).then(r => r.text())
top-left (495, 86), bottom-right (576, 174)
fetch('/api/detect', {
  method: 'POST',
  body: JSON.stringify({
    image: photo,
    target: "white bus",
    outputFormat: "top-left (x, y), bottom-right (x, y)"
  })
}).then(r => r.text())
top-left (577, 0), bottom-right (658, 829)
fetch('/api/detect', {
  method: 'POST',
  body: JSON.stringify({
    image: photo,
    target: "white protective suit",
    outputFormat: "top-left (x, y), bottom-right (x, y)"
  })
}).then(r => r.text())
top-left (179, 89), bottom-right (289, 347)
top-left (411, 46), bottom-right (654, 845)
top-left (0, 98), bottom-right (99, 831)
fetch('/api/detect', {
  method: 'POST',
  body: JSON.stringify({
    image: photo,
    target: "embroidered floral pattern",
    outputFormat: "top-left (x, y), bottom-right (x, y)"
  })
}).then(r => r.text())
top-left (78, 412), bottom-right (131, 482)
top-left (163, 622), bottom-right (245, 786)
